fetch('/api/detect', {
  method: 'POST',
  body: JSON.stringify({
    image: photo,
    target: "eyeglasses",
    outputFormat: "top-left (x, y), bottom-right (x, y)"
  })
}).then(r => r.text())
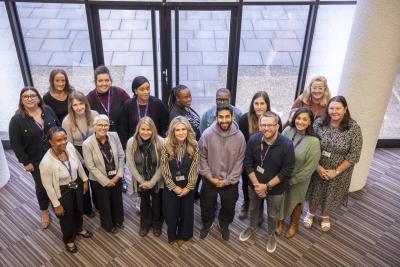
top-left (260, 123), bottom-right (278, 129)
top-left (96, 124), bottom-right (109, 128)
top-left (22, 94), bottom-right (38, 100)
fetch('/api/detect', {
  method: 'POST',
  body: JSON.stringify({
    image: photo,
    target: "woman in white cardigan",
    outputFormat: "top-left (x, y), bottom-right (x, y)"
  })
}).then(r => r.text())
top-left (40, 126), bottom-right (92, 254)
top-left (83, 114), bottom-right (125, 233)
top-left (126, 117), bottom-right (164, 237)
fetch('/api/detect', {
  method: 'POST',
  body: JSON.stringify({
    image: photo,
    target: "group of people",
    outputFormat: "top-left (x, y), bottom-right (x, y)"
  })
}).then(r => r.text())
top-left (9, 66), bottom-right (363, 254)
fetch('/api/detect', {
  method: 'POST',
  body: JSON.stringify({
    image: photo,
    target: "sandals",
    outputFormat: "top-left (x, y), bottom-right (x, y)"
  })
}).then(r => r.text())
top-left (77, 229), bottom-right (93, 238)
top-left (303, 212), bottom-right (315, 229)
top-left (65, 243), bottom-right (78, 254)
top-left (320, 216), bottom-right (331, 232)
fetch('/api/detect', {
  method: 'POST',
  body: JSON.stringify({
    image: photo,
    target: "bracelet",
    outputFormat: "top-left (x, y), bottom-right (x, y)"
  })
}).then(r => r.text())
top-left (335, 169), bottom-right (340, 175)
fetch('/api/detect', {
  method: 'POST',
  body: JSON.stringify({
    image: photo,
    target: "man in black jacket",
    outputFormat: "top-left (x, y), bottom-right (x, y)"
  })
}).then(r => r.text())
top-left (239, 111), bottom-right (294, 253)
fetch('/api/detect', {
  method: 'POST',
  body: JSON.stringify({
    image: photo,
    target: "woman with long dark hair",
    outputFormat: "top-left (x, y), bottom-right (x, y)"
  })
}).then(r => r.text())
top-left (277, 107), bottom-right (321, 238)
top-left (9, 87), bottom-right (59, 229)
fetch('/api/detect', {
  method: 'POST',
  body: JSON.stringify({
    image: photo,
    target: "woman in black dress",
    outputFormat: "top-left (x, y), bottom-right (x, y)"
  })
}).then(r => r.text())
top-left (9, 87), bottom-right (59, 229)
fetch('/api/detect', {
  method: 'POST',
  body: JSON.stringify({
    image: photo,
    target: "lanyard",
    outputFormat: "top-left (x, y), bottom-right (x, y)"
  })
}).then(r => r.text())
top-left (136, 98), bottom-right (149, 120)
top-left (54, 151), bottom-right (73, 181)
top-left (98, 141), bottom-right (114, 166)
top-left (260, 136), bottom-right (271, 164)
top-left (75, 125), bottom-right (89, 140)
top-left (291, 129), bottom-right (306, 149)
top-left (96, 89), bottom-right (111, 116)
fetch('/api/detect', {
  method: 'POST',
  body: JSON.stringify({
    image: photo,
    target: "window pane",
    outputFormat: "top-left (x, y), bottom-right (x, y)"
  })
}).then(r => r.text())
top-left (236, 5), bottom-right (309, 122)
top-left (379, 71), bottom-right (400, 139)
top-left (306, 4), bottom-right (356, 96)
top-left (176, 10), bottom-right (230, 116)
top-left (99, 9), bottom-right (160, 97)
top-left (17, 2), bottom-right (94, 95)
top-left (0, 3), bottom-right (24, 133)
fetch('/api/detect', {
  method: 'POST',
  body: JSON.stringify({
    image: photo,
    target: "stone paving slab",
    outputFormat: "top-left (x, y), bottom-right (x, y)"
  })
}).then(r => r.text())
top-left (111, 52), bottom-right (142, 66)
top-left (48, 51), bottom-right (83, 66)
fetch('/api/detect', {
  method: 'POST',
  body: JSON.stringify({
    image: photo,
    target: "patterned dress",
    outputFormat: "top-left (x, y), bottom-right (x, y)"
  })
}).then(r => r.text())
top-left (306, 118), bottom-right (363, 211)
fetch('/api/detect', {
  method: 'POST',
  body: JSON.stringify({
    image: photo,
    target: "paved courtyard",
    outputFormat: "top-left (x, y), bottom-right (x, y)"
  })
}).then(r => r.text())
top-left (0, 2), bottom-right (399, 138)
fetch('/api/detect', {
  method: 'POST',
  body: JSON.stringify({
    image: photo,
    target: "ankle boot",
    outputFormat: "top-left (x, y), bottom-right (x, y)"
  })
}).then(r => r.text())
top-left (285, 204), bottom-right (302, 238)
top-left (238, 201), bottom-right (249, 220)
top-left (275, 220), bottom-right (284, 236)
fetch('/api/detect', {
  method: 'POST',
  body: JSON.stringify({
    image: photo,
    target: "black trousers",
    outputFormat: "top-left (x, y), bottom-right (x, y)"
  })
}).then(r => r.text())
top-left (31, 162), bottom-right (50, 211)
top-left (200, 179), bottom-right (239, 229)
top-left (139, 187), bottom-right (163, 230)
top-left (241, 170), bottom-right (250, 203)
top-left (92, 180), bottom-right (124, 231)
top-left (163, 188), bottom-right (195, 242)
top-left (58, 180), bottom-right (83, 244)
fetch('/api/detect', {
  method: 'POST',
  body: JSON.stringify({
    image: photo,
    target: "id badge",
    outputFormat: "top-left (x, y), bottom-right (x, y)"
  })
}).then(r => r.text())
top-left (256, 165), bottom-right (265, 174)
top-left (322, 151), bottom-right (331, 158)
top-left (108, 170), bottom-right (117, 176)
top-left (176, 175), bottom-right (185, 181)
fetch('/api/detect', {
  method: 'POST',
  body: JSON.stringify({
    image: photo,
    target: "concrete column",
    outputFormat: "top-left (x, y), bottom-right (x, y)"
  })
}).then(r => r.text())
top-left (338, 0), bottom-right (400, 191)
top-left (0, 141), bottom-right (10, 188)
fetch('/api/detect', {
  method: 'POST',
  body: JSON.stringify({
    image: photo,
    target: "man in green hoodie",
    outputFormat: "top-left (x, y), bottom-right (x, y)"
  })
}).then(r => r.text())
top-left (198, 104), bottom-right (246, 241)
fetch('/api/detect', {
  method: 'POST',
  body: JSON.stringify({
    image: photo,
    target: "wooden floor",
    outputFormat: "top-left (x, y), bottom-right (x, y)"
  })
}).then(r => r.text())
top-left (0, 148), bottom-right (399, 267)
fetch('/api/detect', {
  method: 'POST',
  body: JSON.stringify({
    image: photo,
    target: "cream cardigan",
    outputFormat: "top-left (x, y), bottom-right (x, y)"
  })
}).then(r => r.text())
top-left (40, 142), bottom-right (88, 208)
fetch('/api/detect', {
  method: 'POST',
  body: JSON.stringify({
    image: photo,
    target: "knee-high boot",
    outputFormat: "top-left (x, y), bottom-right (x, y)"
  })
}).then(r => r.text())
top-left (285, 204), bottom-right (302, 238)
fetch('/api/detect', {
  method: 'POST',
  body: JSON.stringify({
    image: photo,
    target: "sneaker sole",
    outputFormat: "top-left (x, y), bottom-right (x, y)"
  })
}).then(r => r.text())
top-left (239, 230), bottom-right (255, 242)
top-left (266, 244), bottom-right (277, 253)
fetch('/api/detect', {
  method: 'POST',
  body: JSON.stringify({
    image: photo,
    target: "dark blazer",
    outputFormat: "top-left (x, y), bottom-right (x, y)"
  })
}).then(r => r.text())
top-left (9, 105), bottom-right (60, 165)
top-left (119, 95), bottom-right (169, 148)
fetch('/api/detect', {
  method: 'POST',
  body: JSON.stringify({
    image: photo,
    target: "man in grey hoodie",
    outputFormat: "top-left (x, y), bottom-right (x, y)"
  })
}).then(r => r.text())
top-left (199, 104), bottom-right (246, 241)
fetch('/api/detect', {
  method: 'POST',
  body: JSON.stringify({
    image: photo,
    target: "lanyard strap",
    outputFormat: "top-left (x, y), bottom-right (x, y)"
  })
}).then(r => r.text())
top-left (136, 98), bottom-right (149, 120)
top-left (291, 129), bottom-right (306, 149)
top-left (34, 120), bottom-right (44, 131)
top-left (97, 139), bottom-right (114, 166)
top-left (260, 136), bottom-right (271, 164)
top-left (75, 125), bottom-right (89, 140)
top-left (54, 151), bottom-right (73, 181)
top-left (96, 89), bottom-right (111, 116)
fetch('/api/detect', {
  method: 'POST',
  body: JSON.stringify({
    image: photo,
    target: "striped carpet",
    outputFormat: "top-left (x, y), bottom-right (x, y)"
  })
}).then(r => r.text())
top-left (0, 148), bottom-right (399, 266)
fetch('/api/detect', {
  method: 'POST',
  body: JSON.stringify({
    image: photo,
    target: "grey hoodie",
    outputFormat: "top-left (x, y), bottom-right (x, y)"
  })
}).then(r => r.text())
top-left (199, 120), bottom-right (246, 185)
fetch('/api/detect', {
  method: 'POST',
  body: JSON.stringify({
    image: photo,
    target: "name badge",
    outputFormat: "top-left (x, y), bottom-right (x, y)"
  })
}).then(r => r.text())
top-left (256, 166), bottom-right (265, 174)
top-left (322, 151), bottom-right (331, 158)
top-left (108, 170), bottom-right (117, 176)
top-left (176, 175), bottom-right (185, 181)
